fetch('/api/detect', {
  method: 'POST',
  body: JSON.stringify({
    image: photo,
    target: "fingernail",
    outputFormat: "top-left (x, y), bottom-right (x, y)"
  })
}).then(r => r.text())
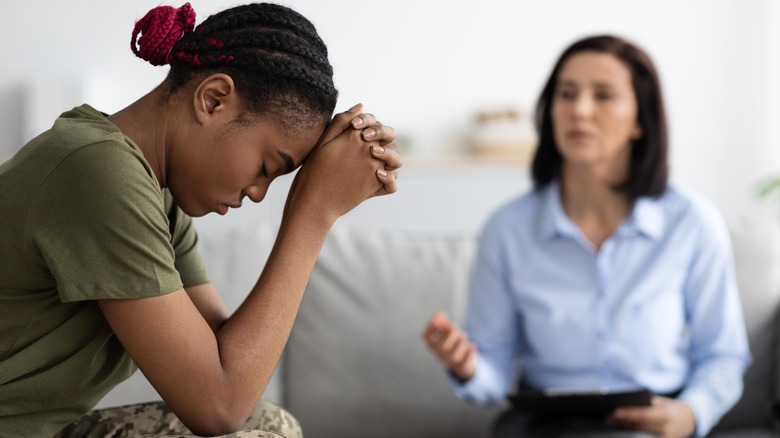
top-left (377, 169), bottom-right (388, 177)
top-left (352, 117), bottom-right (364, 128)
top-left (372, 146), bottom-right (385, 154)
top-left (348, 103), bottom-right (362, 113)
top-left (363, 128), bottom-right (376, 140)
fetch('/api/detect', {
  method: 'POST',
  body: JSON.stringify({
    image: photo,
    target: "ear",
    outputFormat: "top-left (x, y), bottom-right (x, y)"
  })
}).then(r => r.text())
top-left (192, 74), bottom-right (237, 125)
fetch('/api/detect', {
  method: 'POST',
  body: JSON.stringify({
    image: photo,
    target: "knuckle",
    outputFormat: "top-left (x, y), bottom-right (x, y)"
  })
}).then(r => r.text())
top-left (333, 111), bottom-right (351, 124)
top-left (375, 125), bottom-right (390, 137)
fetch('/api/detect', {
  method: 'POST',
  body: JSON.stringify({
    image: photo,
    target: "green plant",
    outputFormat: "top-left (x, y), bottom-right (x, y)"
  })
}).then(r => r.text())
top-left (758, 175), bottom-right (780, 204)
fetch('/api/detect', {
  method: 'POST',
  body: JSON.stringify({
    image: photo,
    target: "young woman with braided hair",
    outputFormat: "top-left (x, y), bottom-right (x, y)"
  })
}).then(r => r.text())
top-left (0, 3), bottom-right (401, 437)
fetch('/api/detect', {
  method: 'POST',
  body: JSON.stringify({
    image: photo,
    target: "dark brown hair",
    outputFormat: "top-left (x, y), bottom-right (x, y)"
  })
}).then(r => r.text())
top-left (532, 35), bottom-right (668, 198)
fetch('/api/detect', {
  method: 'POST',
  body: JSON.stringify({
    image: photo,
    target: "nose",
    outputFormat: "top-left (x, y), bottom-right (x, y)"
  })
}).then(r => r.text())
top-left (242, 183), bottom-right (269, 204)
top-left (572, 94), bottom-right (594, 119)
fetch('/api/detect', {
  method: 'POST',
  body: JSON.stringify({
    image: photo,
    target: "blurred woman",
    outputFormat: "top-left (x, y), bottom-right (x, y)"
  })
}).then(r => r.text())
top-left (423, 35), bottom-right (749, 438)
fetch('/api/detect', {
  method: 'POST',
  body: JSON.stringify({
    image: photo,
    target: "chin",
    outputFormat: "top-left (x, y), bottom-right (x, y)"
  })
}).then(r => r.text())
top-left (190, 207), bottom-right (212, 218)
top-left (177, 201), bottom-right (208, 218)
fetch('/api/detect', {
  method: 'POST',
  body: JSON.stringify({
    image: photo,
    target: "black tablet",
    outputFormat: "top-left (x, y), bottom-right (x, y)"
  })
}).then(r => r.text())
top-left (507, 387), bottom-right (653, 418)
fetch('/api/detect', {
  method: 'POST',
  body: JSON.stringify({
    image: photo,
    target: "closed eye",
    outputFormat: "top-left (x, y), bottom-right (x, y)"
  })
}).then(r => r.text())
top-left (277, 150), bottom-right (295, 175)
top-left (261, 164), bottom-right (270, 179)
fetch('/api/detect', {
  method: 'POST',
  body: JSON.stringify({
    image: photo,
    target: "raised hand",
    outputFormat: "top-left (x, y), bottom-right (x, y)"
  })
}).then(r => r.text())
top-left (422, 311), bottom-right (478, 381)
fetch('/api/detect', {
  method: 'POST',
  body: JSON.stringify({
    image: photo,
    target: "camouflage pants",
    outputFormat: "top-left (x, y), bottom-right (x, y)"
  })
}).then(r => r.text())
top-left (55, 399), bottom-right (302, 438)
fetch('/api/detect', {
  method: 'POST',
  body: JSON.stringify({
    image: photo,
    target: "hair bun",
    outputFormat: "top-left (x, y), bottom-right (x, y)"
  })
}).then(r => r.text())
top-left (132, 3), bottom-right (196, 66)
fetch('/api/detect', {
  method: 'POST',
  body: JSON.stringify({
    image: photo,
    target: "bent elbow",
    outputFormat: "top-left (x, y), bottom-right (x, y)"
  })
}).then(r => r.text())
top-left (185, 418), bottom-right (247, 437)
top-left (180, 404), bottom-right (250, 437)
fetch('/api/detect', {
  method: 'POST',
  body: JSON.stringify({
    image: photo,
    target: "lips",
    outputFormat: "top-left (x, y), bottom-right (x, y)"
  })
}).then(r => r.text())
top-left (566, 129), bottom-right (591, 141)
top-left (218, 201), bottom-right (242, 214)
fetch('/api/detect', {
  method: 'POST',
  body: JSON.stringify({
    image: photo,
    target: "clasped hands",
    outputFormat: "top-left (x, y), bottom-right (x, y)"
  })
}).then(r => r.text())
top-left (284, 103), bottom-right (402, 223)
top-left (315, 102), bottom-right (401, 195)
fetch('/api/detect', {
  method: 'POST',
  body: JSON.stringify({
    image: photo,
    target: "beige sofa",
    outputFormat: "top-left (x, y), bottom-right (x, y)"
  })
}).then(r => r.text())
top-left (100, 215), bottom-right (780, 438)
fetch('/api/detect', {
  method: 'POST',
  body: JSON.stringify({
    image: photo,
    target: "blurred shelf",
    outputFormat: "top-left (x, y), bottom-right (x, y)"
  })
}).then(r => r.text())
top-left (399, 154), bottom-right (532, 170)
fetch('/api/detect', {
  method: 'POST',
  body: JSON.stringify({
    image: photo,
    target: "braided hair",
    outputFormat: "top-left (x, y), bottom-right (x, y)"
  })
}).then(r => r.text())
top-left (131, 2), bottom-right (338, 130)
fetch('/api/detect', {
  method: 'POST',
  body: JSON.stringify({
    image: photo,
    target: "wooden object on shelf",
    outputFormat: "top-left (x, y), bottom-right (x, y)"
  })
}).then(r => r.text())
top-left (469, 108), bottom-right (537, 164)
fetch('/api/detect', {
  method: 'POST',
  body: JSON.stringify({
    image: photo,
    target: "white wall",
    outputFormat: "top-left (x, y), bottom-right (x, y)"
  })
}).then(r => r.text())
top-left (2, 0), bottom-right (779, 223)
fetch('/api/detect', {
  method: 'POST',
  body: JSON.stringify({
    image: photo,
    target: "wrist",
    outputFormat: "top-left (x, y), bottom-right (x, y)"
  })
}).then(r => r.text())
top-left (449, 368), bottom-right (473, 384)
top-left (279, 203), bottom-right (335, 241)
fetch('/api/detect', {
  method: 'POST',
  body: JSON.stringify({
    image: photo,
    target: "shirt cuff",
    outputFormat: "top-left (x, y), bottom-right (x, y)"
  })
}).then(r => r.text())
top-left (448, 355), bottom-right (506, 405)
top-left (677, 388), bottom-right (716, 438)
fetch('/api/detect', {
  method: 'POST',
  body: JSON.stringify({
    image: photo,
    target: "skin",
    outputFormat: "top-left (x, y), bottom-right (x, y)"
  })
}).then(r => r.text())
top-left (423, 53), bottom-right (696, 438)
top-left (102, 73), bottom-right (402, 435)
top-left (552, 51), bottom-right (641, 250)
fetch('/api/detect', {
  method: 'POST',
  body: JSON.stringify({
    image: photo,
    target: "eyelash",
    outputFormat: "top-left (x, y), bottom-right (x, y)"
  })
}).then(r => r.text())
top-left (261, 164), bottom-right (269, 179)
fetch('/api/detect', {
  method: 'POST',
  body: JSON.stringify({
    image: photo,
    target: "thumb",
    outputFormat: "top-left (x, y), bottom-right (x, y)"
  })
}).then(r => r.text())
top-left (317, 103), bottom-right (363, 147)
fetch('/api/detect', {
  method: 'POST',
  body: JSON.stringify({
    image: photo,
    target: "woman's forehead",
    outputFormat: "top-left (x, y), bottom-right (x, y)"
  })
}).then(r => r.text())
top-left (252, 117), bottom-right (323, 166)
top-left (558, 52), bottom-right (632, 87)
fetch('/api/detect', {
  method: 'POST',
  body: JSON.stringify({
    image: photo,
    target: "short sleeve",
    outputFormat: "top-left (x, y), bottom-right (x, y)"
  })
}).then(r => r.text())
top-left (25, 141), bottom-right (183, 302)
top-left (163, 190), bottom-right (209, 288)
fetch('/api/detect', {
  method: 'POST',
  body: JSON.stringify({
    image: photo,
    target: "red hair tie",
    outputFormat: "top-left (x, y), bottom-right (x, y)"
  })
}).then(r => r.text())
top-left (132, 3), bottom-right (196, 66)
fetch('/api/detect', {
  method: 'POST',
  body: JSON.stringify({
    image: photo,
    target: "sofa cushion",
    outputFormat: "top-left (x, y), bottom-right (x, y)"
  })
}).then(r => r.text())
top-left (285, 227), bottom-right (503, 438)
top-left (713, 219), bottom-right (780, 431)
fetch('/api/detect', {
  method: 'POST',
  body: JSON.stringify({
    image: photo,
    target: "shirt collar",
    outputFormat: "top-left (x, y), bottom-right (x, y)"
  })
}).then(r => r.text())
top-left (535, 181), bottom-right (578, 240)
top-left (534, 181), bottom-right (665, 241)
top-left (620, 195), bottom-right (665, 240)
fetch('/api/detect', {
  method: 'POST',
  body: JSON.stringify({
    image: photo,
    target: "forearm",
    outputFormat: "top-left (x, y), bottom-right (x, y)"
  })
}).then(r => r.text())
top-left (214, 211), bottom-right (334, 411)
top-left (185, 283), bottom-right (230, 333)
top-left (677, 358), bottom-right (748, 437)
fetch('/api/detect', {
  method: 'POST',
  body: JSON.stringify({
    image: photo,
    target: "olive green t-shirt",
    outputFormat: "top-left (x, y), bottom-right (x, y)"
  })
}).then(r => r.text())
top-left (0, 104), bottom-right (210, 436)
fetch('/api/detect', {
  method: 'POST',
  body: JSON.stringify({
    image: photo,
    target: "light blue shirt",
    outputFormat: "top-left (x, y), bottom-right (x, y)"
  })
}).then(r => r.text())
top-left (454, 182), bottom-right (751, 437)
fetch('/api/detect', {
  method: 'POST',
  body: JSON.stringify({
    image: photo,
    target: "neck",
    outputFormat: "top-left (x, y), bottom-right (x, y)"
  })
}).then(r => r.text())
top-left (559, 165), bottom-right (632, 250)
top-left (107, 88), bottom-right (172, 187)
top-left (559, 153), bottom-right (632, 213)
